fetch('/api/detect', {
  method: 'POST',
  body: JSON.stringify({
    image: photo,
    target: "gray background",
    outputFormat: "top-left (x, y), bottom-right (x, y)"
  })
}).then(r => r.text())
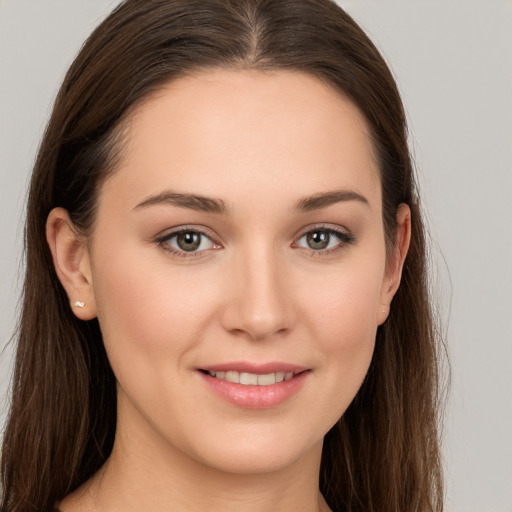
top-left (1, 1), bottom-right (511, 510)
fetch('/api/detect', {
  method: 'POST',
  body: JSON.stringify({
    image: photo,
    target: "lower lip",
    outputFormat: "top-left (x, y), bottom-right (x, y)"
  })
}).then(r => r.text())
top-left (199, 371), bottom-right (309, 409)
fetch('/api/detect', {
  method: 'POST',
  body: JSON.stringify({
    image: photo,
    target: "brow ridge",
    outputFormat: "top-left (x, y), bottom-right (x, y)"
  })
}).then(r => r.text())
top-left (134, 191), bottom-right (227, 214)
top-left (294, 189), bottom-right (369, 212)
top-left (134, 188), bottom-right (367, 215)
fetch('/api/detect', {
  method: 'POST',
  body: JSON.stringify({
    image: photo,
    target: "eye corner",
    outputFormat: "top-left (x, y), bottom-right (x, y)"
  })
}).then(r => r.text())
top-left (155, 226), bottom-right (222, 258)
top-left (293, 225), bottom-right (356, 254)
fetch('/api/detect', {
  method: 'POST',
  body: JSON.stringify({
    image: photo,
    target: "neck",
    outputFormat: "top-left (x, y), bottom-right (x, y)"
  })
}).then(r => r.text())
top-left (101, 438), bottom-right (327, 511)
top-left (65, 408), bottom-right (330, 512)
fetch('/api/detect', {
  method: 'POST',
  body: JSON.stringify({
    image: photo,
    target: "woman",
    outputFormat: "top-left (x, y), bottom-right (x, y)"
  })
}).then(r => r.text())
top-left (0, 1), bottom-right (445, 511)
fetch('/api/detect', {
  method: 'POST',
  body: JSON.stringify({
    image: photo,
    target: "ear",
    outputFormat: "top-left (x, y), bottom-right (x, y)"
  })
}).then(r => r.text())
top-left (377, 203), bottom-right (411, 325)
top-left (46, 207), bottom-right (97, 320)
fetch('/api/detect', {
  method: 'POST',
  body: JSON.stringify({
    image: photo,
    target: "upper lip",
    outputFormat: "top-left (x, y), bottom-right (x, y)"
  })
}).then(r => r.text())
top-left (199, 361), bottom-right (308, 374)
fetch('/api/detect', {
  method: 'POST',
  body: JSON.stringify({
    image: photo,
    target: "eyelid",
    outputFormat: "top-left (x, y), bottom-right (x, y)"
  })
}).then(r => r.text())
top-left (154, 223), bottom-right (355, 258)
top-left (292, 224), bottom-right (356, 254)
top-left (155, 225), bottom-right (222, 257)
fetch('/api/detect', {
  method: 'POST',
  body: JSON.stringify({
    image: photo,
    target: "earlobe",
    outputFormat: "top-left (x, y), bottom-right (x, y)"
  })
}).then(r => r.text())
top-left (46, 207), bottom-right (97, 320)
top-left (377, 203), bottom-right (411, 325)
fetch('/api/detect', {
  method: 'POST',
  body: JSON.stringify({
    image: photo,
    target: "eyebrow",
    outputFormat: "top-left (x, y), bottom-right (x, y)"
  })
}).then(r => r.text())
top-left (294, 189), bottom-right (369, 212)
top-left (133, 188), bottom-right (368, 215)
top-left (134, 191), bottom-right (228, 214)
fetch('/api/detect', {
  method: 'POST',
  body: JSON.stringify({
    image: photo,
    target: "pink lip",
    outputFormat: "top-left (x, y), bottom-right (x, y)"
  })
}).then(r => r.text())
top-left (197, 362), bottom-right (310, 409)
top-left (201, 361), bottom-right (307, 374)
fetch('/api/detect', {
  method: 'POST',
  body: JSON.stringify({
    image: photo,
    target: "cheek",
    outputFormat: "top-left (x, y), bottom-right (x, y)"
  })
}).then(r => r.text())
top-left (307, 260), bottom-right (384, 351)
top-left (320, 286), bottom-right (378, 380)
top-left (300, 256), bottom-right (384, 420)
top-left (90, 242), bottom-right (221, 371)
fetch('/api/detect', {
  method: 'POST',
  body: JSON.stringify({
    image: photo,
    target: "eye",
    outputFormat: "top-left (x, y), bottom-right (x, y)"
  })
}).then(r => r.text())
top-left (158, 229), bottom-right (218, 255)
top-left (294, 227), bottom-right (354, 252)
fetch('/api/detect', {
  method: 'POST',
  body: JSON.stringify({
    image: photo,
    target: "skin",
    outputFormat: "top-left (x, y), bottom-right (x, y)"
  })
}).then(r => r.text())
top-left (47, 69), bottom-right (410, 512)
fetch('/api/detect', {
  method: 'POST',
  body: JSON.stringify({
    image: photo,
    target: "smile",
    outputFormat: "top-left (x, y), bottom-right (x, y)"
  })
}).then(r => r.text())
top-left (199, 365), bottom-right (310, 408)
top-left (205, 370), bottom-right (296, 386)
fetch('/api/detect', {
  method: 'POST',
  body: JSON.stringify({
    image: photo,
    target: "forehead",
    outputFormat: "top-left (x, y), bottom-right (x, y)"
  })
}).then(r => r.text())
top-left (101, 69), bottom-right (381, 213)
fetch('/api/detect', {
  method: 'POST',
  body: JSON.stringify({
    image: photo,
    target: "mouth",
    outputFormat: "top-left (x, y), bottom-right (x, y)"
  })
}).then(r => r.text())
top-left (198, 364), bottom-right (310, 408)
top-left (200, 369), bottom-right (299, 386)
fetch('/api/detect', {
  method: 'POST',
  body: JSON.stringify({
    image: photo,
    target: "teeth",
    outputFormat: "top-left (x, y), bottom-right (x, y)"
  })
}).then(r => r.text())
top-left (206, 370), bottom-right (297, 386)
top-left (240, 372), bottom-right (258, 385)
top-left (257, 373), bottom-right (275, 385)
top-left (225, 371), bottom-right (239, 383)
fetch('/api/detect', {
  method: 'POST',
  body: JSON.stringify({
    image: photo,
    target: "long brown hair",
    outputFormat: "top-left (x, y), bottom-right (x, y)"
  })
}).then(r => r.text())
top-left (1, 1), bottom-right (445, 511)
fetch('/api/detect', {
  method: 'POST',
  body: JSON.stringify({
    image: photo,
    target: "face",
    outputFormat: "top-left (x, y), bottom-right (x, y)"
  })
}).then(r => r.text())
top-left (80, 70), bottom-right (400, 474)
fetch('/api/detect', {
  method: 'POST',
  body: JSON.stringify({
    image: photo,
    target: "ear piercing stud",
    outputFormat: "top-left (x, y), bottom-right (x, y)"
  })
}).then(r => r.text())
top-left (73, 301), bottom-right (85, 308)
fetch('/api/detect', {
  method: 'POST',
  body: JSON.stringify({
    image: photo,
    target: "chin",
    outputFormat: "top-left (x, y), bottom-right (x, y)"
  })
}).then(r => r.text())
top-left (182, 426), bottom-right (323, 476)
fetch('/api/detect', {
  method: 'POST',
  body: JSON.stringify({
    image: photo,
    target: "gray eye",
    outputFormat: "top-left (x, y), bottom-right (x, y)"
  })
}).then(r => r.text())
top-left (306, 231), bottom-right (330, 250)
top-left (295, 228), bottom-right (348, 252)
top-left (176, 232), bottom-right (202, 251)
top-left (164, 230), bottom-right (215, 253)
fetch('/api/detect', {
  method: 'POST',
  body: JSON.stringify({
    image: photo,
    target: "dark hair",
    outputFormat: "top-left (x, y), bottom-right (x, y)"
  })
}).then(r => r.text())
top-left (1, 1), bottom-right (445, 511)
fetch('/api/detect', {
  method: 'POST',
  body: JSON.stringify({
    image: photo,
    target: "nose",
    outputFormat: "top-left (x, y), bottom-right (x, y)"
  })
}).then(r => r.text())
top-left (220, 245), bottom-right (296, 341)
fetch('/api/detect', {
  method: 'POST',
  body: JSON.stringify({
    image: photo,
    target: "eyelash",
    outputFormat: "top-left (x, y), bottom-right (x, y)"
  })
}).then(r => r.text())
top-left (293, 226), bottom-right (356, 256)
top-left (156, 225), bottom-right (355, 258)
top-left (156, 227), bottom-right (220, 258)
